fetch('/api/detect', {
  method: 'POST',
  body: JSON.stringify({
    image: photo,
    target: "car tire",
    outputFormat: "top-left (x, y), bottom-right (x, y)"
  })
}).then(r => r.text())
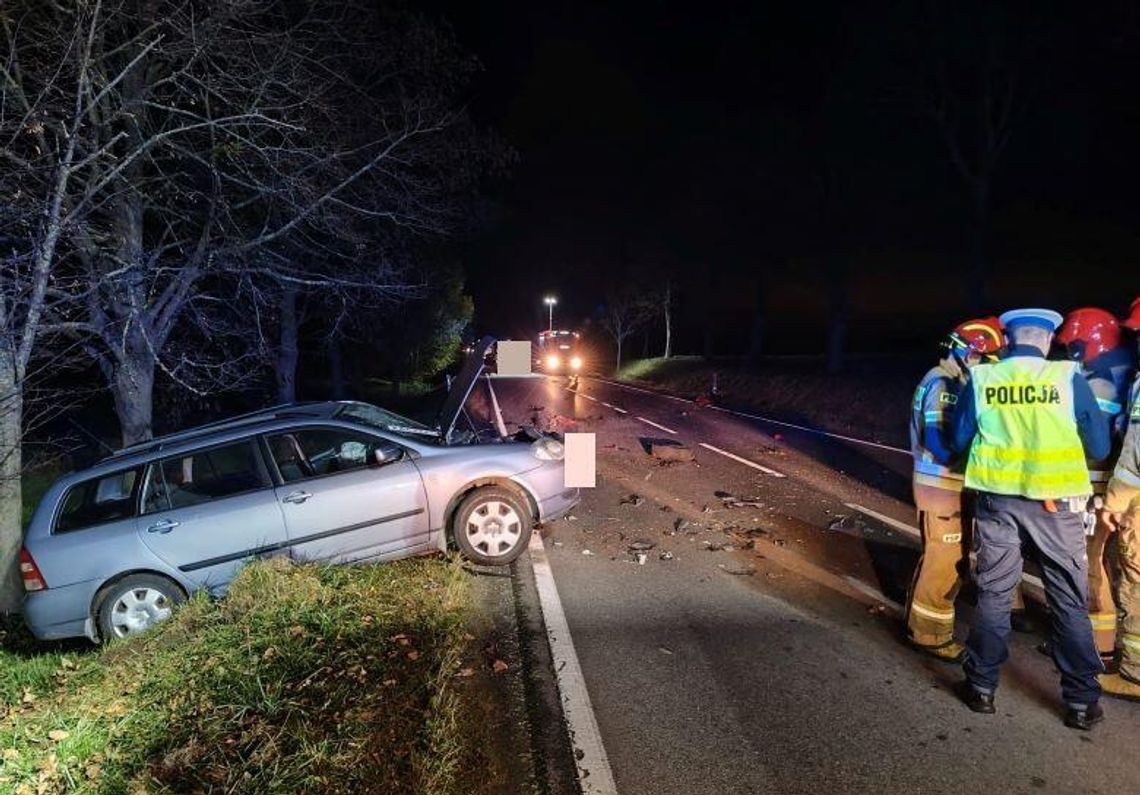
top-left (452, 486), bottom-right (533, 565)
top-left (95, 574), bottom-right (186, 642)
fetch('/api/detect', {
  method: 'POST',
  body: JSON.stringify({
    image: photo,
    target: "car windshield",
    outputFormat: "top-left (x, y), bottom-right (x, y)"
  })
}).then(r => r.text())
top-left (335, 402), bottom-right (438, 441)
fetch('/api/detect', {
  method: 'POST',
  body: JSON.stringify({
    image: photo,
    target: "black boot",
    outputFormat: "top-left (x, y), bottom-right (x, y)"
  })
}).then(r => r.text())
top-left (1063, 702), bottom-right (1104, 731)
top-left (954, 680), bottom-right (996, 714)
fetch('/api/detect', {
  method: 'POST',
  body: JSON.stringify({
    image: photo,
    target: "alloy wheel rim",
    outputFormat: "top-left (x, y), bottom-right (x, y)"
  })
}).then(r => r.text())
top-left (466, 500), bottom-right (523, 557)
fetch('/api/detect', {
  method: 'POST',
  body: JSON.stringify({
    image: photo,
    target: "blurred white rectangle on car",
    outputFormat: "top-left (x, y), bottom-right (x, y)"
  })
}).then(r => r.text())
top-left (564, 433), bottom-right (596, 488)
top-left (496, 340), bottom-right (532, 376)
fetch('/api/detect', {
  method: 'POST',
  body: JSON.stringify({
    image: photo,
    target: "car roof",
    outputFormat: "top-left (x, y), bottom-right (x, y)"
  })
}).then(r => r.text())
top-left (93, 402), bottom-right (347, 470)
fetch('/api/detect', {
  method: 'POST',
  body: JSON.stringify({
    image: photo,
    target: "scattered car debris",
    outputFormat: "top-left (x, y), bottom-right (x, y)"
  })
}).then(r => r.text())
top-left (827, 515), bottom-right (869, 533)
top-left (659, 551), bottom-right (675, 561)
top-left (718, 563), bottom-right (756, 576)
top-left (704, 541), bottom-right (736, 552)
top-left (716, 491), bottom-right (766, 509)
top-left (628, 539), bottom-right (657, 552)
top-left (658, 646), bottom-right (674, 655)
top-left (564, 514), bottom-right (578, 522)
top-left (648, 439), bottom-right (696, 462)
top-left (582, 549), bottom-right (595, 556)
top-left (619, 493), bottom-right (645, 507)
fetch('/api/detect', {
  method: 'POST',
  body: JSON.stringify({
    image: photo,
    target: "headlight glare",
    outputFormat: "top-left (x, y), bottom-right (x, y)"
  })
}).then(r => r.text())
top-left (570, 356), bottom-right (582, 370)
top-left (546, 355), bottom-right (561, 369)
top-left (531, 437), bottom-right (565, 461)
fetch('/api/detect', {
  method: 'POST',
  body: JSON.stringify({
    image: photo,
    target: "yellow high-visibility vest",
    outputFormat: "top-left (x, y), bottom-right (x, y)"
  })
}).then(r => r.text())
top-left (965, 358), bottom-right (1091, 499)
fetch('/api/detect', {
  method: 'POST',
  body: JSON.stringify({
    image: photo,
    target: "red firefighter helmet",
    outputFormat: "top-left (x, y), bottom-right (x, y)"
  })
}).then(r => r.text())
top-left (1057, 307), bottom-right (1122, 362)
top-left (1123, 297), bottom-right (1140, 331)
top-left (948, 317), bottom-right (1004, 359)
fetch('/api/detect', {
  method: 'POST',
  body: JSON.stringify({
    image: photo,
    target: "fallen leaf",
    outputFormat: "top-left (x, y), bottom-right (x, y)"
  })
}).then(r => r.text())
top-left (48, 730), bottom-right (69, 742)
top-left (406, 650), bottom-right (421, 661)
top-left (492, 659), bottom-right (509, 673)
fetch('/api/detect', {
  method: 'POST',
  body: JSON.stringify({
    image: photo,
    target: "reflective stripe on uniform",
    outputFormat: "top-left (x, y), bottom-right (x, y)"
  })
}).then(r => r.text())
top-left (1123, 633), bottom-right (1140, 654)
top-left (923, 410), bottom-right (944, 424)
top-left (914, 472), bottom-right (964, 492)
top-left (1114, 467), bottom-right (1140, 488)
top-left (1089, 612), bottom-right (1118, 630)
top-left (910, 601), bottom-right (956, 622)
top-left (1097, 397), bottom-right (1123, 415)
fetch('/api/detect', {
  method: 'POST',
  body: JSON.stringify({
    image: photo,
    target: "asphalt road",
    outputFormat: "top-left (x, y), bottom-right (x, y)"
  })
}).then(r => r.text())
top-left (489, 373), bottom-right (1140, 795)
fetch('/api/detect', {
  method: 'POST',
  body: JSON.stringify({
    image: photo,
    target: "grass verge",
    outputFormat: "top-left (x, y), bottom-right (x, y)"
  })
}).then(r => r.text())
top-left (0, 556), bottom-right (487, 794)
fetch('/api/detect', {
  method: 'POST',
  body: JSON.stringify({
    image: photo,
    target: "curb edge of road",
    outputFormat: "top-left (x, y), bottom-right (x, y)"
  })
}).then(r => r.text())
top-left (510, 543), bottom-right (588, 795)
top-left (526, 532), bottom-right (619, 795)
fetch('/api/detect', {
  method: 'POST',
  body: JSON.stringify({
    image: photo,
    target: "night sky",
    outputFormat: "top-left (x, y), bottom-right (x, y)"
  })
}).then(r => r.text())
top-left (435, 0), bottom-right (1139, 356)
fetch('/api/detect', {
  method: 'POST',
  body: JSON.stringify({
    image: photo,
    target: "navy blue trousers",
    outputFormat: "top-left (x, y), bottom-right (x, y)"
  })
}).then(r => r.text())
top-left (964, 493), bottom-right (1103, 707)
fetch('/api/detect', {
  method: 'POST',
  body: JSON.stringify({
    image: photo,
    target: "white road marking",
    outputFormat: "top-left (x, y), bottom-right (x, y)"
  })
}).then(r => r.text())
top-left (708, 405), bottom-right (910, 455)
top-left (698, 442), bottom-right (786, 477)
top-left (586, 376), bottom-right (908, 455)
top-left (607, 404), bottom-right (628, 414)
top-left (844, 503), bottom-right (1048, 595)
top-left (636, 416), bottom-right (677, 434)
top-left (528, 534), bottom-right (618, 795)
top-left (579, 393), bottom-right (597, 401)
top-left (844, 502), bottom-right (919, 539)
top-left (843, 576), bottom-right (903, 615)
top-left (592, 377), bottom-right (692, 404)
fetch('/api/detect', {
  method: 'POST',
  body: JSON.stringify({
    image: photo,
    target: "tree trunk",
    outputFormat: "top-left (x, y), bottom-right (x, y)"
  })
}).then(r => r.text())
top-left (663, 301), bottom-right (672, 359)
top-left (328, 336), bottom-right (346, 399)
top-left (826, 261), bottom-right (849, 375)
top-left (965, 180), bottom-right (991, 314)
top-left (747, 275), bottom-right (766, 367)
top-left (0, 352), bottom-right (24, 612)
top-left (276, 286), bottom-right (299, 403)
top-left (615, 336), bottom-right (623, 375)
top-left (111, 345), bottom-right (156, 446)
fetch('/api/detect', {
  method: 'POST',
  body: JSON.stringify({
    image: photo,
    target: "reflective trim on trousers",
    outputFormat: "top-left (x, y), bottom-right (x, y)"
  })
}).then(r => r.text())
top-left (1089, 612), bottom-right (1117, 631)
top-left (910, 601), bottom-right (956, 623)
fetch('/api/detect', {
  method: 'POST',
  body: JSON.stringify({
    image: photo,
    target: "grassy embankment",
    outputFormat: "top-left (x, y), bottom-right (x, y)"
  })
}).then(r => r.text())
top-left (617, 355), bottom-right (917, 447)
top-left (0, 557), bottom-right (494, 795)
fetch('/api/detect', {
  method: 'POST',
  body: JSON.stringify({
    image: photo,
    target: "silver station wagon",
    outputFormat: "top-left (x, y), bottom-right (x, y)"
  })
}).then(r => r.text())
top-left (20, 339), bottom-right (577, 642)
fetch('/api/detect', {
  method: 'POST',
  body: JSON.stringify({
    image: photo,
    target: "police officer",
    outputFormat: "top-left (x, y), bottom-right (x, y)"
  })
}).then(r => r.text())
top-left (1100, 297), bottom-right (1140, 701)
top-left (1057, 308), bottom-right (1136, 666)
top-left (951, 308), bottom-right (1111, 730)
top-left (906, 318), bottom-right (1004, 662)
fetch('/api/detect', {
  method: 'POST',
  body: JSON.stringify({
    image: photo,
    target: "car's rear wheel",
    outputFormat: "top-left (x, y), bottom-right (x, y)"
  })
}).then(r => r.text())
top-left (452, 486), bottom-right (533, 565)
top-left (95, 574), bottom-right (185, 642)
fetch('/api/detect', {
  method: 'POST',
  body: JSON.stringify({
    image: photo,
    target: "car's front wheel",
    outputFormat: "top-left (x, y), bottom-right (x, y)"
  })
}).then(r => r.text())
top-left (95, 574), bottom-right (186, 642)
top-left (452, 486), bottom-right (533, 565)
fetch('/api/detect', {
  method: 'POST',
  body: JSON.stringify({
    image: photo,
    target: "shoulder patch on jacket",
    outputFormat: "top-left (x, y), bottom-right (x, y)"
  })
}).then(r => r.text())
top-left (939, 392), bottom-right (958, 405)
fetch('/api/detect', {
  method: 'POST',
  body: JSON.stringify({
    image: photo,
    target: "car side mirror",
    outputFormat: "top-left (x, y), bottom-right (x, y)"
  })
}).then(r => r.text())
top-left (372, 441), bottom-right (403, 466)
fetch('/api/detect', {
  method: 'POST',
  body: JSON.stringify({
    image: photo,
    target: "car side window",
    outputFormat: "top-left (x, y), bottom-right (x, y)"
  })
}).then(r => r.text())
top-left (267, 428), bottom-right (391, 484)
top-left (55, 469), bottom-right (141, 534)
top-left (141, 440), bottom-right (268, 514)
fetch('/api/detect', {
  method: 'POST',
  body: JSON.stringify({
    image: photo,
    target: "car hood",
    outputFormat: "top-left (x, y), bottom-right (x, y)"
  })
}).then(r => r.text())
top-left (435, 335), bottom-right (495, 444)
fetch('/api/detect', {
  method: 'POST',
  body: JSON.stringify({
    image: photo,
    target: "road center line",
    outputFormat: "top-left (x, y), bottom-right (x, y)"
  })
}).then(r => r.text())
top-left (636, 416), bottom-right (677, 434)
top-left (528, 533), bottom-right (618, 795)
top-left (579, 393), bottom-right (597, 401)
top-left (698, 442), bottom-right (786, 477)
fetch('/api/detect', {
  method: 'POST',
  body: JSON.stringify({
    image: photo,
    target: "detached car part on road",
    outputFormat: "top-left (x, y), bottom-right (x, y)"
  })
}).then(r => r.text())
top-left (21, 338), bottom-right (578, 642)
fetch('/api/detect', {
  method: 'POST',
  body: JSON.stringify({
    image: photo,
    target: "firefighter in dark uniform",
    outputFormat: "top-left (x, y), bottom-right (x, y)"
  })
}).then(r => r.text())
top-left (951, 308), bottom-right (1112, 730)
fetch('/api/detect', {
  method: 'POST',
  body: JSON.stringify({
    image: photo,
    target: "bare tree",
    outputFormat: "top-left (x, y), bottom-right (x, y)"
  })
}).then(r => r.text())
top-left (897, 0), bottom-right (1043, 311)
top-left (4, 0), bottom-right (488, 447)
top-left (600, 289), bottom-right (652, 375)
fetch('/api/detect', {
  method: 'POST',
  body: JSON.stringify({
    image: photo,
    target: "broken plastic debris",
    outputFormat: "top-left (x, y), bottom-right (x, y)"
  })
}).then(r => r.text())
top-left (659, 551), bottom-right (675, 561)
top-left (620, 493), bottom-right (645, 507)
top-left (581, 549), bottom-right (595, 556)
top-left (628, 539), bottom-right (656, 552)
top-left (718, 563), bottom-right (756, 576)
top-left (827, 515), bottom-right (869, 533)
top-left (636, 552), bottom-right (648, 565)
top-left (649, 440), bottom-right (696, 462)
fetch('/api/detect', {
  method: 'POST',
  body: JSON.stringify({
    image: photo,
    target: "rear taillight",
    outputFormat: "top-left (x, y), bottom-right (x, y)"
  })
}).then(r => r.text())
top-left (19, 547), bottom-right (47, 592)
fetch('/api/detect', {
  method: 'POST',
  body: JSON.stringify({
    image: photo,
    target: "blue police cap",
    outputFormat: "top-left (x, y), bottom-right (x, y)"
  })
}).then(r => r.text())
top-left (998, 308), bottom-right (1064, 333)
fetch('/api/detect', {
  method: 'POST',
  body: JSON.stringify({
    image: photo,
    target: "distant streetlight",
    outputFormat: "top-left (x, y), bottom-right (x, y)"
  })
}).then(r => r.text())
top-left (543, 295), bottom-right (558, 331)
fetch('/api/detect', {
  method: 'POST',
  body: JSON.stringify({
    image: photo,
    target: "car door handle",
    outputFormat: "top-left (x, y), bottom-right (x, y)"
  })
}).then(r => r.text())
top-left (282, 490), bottom-right (313, 505)
top-left (147, 519), bottom-right (180, 534)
